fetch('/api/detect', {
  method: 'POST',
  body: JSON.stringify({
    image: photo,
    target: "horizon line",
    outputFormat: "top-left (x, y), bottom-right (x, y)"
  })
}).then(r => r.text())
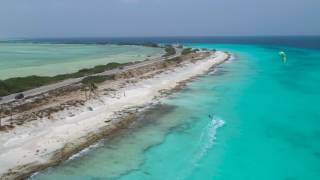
top-left (2, 35), bottom-right (320, 41)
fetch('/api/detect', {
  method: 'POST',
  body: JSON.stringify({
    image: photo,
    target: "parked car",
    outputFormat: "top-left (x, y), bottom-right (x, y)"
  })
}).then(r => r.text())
top-left (15, 93), bottom-right (24, 100)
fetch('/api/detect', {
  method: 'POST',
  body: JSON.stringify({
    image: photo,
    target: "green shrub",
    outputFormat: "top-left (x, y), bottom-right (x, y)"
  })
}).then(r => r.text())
top-left (165, 57), bottom-right (182, 64)
top-left (181, 48), bottom-right (199, 55)
top-left (0, 62), bottom-right (123, 97)
top-left (162, 45), bottom-right (176, 57)
top-left (181, 48), bottom-right (193, 55)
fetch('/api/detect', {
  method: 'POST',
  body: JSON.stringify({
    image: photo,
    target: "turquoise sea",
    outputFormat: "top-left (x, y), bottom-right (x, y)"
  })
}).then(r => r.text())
top-left (31, 41), bottom-right (320, 180)
top-left (0, 43), bottom-right (163, 79)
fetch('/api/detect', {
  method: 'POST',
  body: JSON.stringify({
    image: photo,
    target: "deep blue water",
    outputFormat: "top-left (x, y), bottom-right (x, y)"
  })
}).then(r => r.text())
top-left (8, 36), bottom-right (320, 49)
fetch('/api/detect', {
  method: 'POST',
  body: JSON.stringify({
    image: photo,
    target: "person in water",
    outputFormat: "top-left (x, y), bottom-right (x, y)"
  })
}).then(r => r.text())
top-left (279, 51), bottom-right (287, 64)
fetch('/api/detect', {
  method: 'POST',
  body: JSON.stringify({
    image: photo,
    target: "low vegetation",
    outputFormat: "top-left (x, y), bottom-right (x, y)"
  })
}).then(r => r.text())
top-left (0, 44), bottom-right (179, 97)
top-left (165, 57), bottom-right (182, 64)
top-left (162, 45), bottom-right (176, 57)
top-left (0, 62), bottom-right (123, 97)
top-left (140, 42), bottom-right (160, 48)
top-left (181, 48), bottom-right (199, 55)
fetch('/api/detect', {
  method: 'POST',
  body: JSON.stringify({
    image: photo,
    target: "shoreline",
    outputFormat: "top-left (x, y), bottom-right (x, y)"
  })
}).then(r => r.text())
top-left (0, 51), bottom-right (230, 180)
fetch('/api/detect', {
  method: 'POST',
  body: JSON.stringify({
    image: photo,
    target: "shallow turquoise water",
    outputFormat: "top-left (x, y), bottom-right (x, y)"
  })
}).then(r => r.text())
top-left (0, 43), bottom-right (163, 79)
top-left (32, 44), bottom-right (320, 180)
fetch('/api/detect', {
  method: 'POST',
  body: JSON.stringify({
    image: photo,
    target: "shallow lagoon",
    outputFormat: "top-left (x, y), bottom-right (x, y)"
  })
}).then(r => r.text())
top-left (0, 43), bottom-right (163, 79)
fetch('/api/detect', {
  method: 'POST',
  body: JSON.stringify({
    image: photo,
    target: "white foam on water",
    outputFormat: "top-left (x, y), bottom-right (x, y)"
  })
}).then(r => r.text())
top-left (177, 116), bottom-right (225, 180)
top-left (208, 68), bottom-right (218, 75)
top-left (66, 141), bottom-right (103, 162)
top-left (229, 54), bottom-right (236, 61)
top-left (225, 53), bottom-right (236, 63)
top-left (192, 117), bottom-right (225, 166)
top-left (29, 141), bottom-right (104, 179)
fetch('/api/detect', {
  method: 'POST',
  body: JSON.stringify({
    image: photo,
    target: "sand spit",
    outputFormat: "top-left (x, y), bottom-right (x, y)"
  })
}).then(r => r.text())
top-left (0, 51), bottom-right (230, 180)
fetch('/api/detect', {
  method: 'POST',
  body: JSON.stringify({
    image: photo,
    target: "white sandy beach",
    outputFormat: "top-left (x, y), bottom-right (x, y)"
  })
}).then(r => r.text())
top-left (0, 51), bottom-right (229, 179)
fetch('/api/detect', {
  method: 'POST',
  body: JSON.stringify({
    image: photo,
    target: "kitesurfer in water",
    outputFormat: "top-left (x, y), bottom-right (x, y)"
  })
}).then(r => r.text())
top-left (279, 51), bottom-right (287, 64)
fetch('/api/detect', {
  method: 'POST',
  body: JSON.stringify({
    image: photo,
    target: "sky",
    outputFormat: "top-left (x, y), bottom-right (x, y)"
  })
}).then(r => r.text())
top-left (0, 0), bottom-right (319, 38)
